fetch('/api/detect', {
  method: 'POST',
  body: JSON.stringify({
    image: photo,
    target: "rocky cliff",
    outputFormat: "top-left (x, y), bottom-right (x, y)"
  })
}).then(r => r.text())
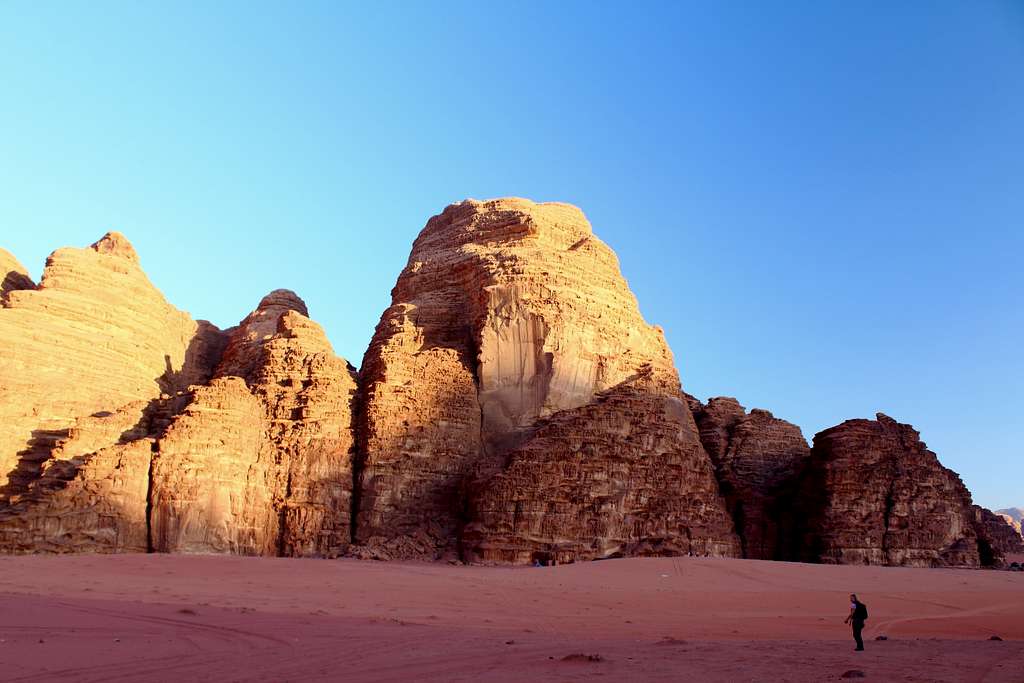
top-left (794, 414), bottom-right (983, 567)
top-left (1, 248), bottom-right (34, 301)
top-left (356, 198), bottom-right (739, 560)
top-left (0, 233), bottom-right (224, 499)
top-left (0, 235), bottom-right (356, 556)
top-left (150, 295), bottom-right (357, 557)
top-left (688, 396), bottom-right (810, 560)
top-left (0, 200), bottom-right (1004, 568)
top-left (973, 506), bottom-right (1024, 561)
top-left (996, 508), bottom-right (1023, 537)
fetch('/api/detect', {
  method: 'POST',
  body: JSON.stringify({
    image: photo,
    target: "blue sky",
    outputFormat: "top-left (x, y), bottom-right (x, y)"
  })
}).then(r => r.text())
top-left (1, 2), bottom-right (1021, 509)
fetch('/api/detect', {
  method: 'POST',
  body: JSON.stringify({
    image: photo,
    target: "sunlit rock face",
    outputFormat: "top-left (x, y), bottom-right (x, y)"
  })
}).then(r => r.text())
top-left (1, 248), bottom-right (35, 301)
top-left (0, 233), bottom-right (226, 498)
top-left (356, 197), bottom-right (739, 561)
top-left (0, 233), bottom-right (356, 557)
top-left (151, 298), bottom-right (358, 557)
top-left (794, 414), bottom-right (984, 567)
top-left (0, 206), bottom-right (1002, 569)
top-left (689, 396), bottom-right (811, 560)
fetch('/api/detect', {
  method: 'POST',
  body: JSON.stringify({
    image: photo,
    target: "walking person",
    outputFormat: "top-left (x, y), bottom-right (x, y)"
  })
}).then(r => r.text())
top-left (844, 593), bottom-right (868, 651)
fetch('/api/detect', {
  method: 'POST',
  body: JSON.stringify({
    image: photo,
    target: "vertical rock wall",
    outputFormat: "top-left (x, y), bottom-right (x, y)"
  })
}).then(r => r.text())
top-left (357, 198), bottom-right (738, 560)
top-left (689, 396), bottom-right (810, 560)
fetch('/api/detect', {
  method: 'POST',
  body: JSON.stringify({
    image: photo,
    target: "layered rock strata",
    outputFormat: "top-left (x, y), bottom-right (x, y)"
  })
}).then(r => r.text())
top-left (0, 233), bottom-right (224, 495)
top-left (795, 414), bottom-right (983, 567)
top-left (357, 198), bottom-right (739, 560)
top-left (0, 204), bottom-right (1007, 569)
top-left (151, 295), bottom-right (357, 557)
top-left (0, 234), bottom-right (356, 557)
top-left (973, 506), bottom-right (1024, 562)
top-left (1, 248), bottom-right (34, 301)
top-left (464, 369), bottom-right (740, 563)
top-left (996, 508), bottom-right (1023, 538)
top-left (689, 396), bottom-right (810, 560)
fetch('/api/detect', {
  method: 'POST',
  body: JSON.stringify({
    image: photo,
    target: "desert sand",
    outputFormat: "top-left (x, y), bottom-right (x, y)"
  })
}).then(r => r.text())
top-left (1, 555), bottom-right (1021, 682)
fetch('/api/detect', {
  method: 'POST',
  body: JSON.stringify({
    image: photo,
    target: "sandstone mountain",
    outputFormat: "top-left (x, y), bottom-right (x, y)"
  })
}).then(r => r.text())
top-left (973, 506), bottom-right (1024, 560)
top-left (1, 248), bottom-right (34, 301)
top-left (356, 198), bottom-right (738, 561)
top-left (792, 414), bottom-right (988, 567)
top-left (0, 236), bottom-right (356, 555)
top-left (0, 199), bottom-right (1009, 568)
top-left (688, 396), bottom-right (810, 560)
top-left (996, 507), bottom-right (1023, 535)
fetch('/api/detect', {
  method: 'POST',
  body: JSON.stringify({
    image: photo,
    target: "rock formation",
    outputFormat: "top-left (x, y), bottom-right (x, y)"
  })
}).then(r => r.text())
top-left (996, 508), bottom-right (1023, 538)
top-left (0, 201), bottom-right (1008, 569)
top-left (688, 396), bottom-right (810, 560)
top-left (464, 370), bottom-right (740, 563)
top-left (0, 235), bottom-right (356, 557)
top-left (150, 295), bottom-right (357, 557)
top-left (973, 506), bottom-right (1024, 561)
top-left (356, 198), bottom-right (739, 560)
top-left (0, 233), bottom-right (224, 497)
top-left (794, 414), bottom-right (983, 567)
top-left (1, 248), bottom-right (34, 301)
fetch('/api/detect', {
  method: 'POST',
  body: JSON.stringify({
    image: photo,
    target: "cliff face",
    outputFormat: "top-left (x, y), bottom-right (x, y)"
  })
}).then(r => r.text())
top-left (356, 198), bottom-right (738, 560)
top-left (973, 506), bottom-right (1024, 562)
top-left (795, 414), bottom-right (982, 567)
top-left (689, 396), bottom-right (810, 560)
top-left (996, 508), bottom-right (1023, 537)
top-left (464, 371), bottom-right (740, 564)
top-left (1, 248), bottom-right (34, 301)
top-left (0, 236), bottom-right (356, 556)
top-left (151, 297), bottom-right (357, 557)
top-left (0, 233), bottom-right (225, 498)
top-left (0, 202), bottom-right (1005, 568)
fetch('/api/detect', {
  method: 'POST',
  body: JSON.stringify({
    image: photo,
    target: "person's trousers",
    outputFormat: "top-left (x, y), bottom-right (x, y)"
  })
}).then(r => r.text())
top-left (852, 620), bottom-right (865, 650)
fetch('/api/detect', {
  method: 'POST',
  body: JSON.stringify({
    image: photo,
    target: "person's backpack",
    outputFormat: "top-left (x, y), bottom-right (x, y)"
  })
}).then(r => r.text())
top-left (854, 602), bottom-right (868, 621)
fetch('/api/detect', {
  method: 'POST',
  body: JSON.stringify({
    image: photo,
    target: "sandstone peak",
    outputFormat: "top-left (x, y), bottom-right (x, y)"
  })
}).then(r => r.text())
top-left (257, 289), bottom-right (309, 316)
top-left (1, 248), bottom-right (35, 301)
top-left (798, 414), bottom-right (984, 566)
top-left (89, 231), bottom-right (139, 263)
top-left (690, 395), bottom-right (810, 560)
top-left (413, 198), bottom-right (595, 255)
top-left (358, 197), bottom-right (733, 561)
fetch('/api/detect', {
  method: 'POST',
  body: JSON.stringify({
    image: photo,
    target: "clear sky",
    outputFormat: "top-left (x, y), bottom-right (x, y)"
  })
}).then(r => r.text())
top-left (1, 2), bottom-right (1021, 509)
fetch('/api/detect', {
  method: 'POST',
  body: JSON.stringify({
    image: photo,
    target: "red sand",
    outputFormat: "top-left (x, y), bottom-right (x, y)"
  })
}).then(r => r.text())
top-left (1, 555), bottom-right (1021, 682)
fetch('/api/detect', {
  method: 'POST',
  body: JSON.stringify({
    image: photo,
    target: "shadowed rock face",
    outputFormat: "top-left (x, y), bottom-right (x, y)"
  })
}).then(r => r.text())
top-left (689, 396), bottom-right (810, 560)
top-left (795, 414), bottom-right (983, 567)
top-left (973, 506), bottom-right (1024, 562)
top-left (356, 198), bottom-right (739, 560)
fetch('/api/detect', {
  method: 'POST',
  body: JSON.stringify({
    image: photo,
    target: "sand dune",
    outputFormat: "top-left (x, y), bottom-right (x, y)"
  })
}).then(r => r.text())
top-left (1, 555), bottom-right (1021, 682)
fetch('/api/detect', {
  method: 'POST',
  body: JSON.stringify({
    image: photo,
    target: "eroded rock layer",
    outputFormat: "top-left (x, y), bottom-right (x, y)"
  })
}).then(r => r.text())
top-left (151, 298), bottom-right (358, 557)
top-left (996, 508), bottom-right (1023, 538)
top-left (796, 414), bottom-right (982, 567)
top-left (465, 370), bottom-right (741, 563)
top-left (1, 248), bottom-right (34, 301)
top-left (973, 506), bottom-right (1024, 562)
top-left (0, 234), bottom-right (356, 557)
top-left (689, 396), bottom-right (810, 560)
top-left (357, 198), bottom-right (738, 560)
top-left (0, 233), bottom-right (225, 495)
top-left (0, 206), bottom-right (1005, 569)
